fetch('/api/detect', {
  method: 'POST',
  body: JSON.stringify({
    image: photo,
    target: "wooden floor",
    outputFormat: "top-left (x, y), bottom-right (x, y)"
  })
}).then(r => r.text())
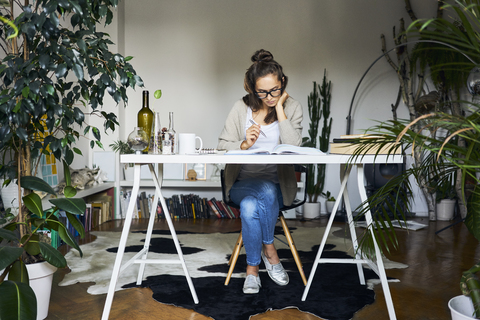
top-left (45, 216), bottom-right (479, 320)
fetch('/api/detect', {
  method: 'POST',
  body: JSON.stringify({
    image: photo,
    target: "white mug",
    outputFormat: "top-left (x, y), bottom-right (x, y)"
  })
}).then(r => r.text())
top-left (178, 133), bottom-right (203, 154)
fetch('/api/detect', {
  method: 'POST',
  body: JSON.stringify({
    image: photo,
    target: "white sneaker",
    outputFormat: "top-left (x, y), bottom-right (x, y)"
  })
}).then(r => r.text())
top-left (243, 274), bottom-right (261, 294)
top-left (261, 251), bottom-right (289, 286)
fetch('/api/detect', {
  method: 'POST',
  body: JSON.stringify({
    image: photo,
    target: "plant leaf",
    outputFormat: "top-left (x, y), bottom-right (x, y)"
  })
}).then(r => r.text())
top-left (39, 242), bottom-right (66, 268)
top-left (0, 228), bottom-right (18, 242)
top-left (57, 224), bottom-right (83, 257)
top-left (49, 198), bottom-right (86, 216)
top-left (22, 193), bottom-right (43, 217)
top-left (466, 186), bottom-right (480, 241)
top-left (62, 160), bottom-right (71, 186)
top-left (20, 176), bottom-right (56, 195)
top-left (0, 246), bottom-right (23, 270)
top-left (65, 212), bottom-right (85, 239)
top-left (8, 260), bottom-right (29, 284)
top-left (0, 281), bottom-right (37, 320)
top-left (63, 186), bottom-right (77, 198)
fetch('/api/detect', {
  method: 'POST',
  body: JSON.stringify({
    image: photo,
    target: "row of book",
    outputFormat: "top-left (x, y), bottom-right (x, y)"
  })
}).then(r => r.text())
top-left (51, 189), bottom-right (114, 248)
top-left (119, 190), bottom-right (240, 220)
top-left (119, 190), bottom-right (155, 219)
top-left (160, 195), bottom-right (240, 219)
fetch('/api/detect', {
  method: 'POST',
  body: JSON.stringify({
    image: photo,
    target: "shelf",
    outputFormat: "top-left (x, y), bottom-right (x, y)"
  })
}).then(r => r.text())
top-left (42, 182), bottom-right (115, 209)
top-left (119, 180), bottom-right (304, 188)
top-left (119, 179), bottom-right (221, 188)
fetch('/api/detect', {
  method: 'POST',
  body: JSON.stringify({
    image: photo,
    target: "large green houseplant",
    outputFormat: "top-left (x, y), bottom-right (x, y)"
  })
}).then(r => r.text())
top-left (0, 0), bottom-right (143, 319)
top-left (350, 0), bottom-right (480, 317)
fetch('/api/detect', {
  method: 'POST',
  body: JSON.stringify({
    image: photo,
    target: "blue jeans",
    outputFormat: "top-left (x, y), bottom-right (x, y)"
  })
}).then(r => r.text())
top-left (229, 178), bottom-right (284, 266)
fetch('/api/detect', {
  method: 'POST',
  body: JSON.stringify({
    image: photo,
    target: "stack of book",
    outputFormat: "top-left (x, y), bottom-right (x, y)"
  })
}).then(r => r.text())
top-left (329, 134), bottom-right (402, 155)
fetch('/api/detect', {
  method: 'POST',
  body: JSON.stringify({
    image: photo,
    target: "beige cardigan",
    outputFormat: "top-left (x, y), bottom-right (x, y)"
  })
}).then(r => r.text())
top-left (217, 97), bottom-right (303, 206)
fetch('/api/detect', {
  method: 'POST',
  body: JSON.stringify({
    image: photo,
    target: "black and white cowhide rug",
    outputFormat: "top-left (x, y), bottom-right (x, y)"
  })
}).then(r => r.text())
top-left (59, 226), bottom-right (406, 320)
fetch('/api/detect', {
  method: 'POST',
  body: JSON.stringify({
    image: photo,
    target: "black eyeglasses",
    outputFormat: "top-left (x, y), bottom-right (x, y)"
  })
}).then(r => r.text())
top-left (254, 87), bottom-right (283, 99)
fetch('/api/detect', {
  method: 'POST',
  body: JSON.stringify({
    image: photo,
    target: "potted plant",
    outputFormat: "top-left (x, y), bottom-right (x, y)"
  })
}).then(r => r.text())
top-left (302, 70), bottom-right (332, 219)
top-left (434, 171), bottom-right (458, 221)
top-left (0, 1), bottom-right (143, 319)
top-left (110, 140), bottom-right (134, 180)
top-left (322, 191), bottom-right (336, 215)
top-left (0, 163), bottom-right (86, 320)
top-left (348, 1), bottom-right (480, 318)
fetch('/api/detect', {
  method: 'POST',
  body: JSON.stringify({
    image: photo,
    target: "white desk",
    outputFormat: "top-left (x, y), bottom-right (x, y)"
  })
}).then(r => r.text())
top-left (101, 153), bottom-right (402, 320)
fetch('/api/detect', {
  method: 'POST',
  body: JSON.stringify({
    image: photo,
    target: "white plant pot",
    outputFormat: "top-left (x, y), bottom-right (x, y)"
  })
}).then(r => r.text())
top-left (6, 261), bottom-right (57, 320)
top-left (0, 179), bottom-right (22, 210)
top-left (123, 166), bottom-right (134, 181)
top-left (27, 262), bottom-right (57, 320)
top-left (303, 202), bottom-right (321, 219)
top-left (325, 200), bottom-right (336, 214)
top-left (436, 199), bottom-right (456, 221)
top-left (449, 295), bottom-right (476, 320)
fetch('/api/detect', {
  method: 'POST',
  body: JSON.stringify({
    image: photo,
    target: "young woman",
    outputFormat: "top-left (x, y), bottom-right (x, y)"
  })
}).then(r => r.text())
top-left (218, 49), bottom-right (303, 294)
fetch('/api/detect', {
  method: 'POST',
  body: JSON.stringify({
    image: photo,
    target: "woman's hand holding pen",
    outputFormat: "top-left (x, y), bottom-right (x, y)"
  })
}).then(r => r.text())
top-left (242, 123), bottom-right (261, 150)
top-left (275, 91), bottom-right (289, 122)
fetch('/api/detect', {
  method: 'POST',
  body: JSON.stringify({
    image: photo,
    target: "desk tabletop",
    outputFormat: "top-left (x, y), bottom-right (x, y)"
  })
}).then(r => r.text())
top-left (121, 153), bottom-right (403, 165)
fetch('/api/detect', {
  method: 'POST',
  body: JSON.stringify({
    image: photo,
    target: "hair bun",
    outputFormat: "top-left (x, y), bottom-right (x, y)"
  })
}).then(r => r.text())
top-left (251, 49), bottom-right (273, 63)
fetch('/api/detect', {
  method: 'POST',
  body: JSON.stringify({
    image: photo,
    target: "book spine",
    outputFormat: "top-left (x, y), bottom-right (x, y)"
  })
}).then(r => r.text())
top-left (219, 200), bottom-right (233, 219)
top-left (207, 199), bottom-right (222, 218)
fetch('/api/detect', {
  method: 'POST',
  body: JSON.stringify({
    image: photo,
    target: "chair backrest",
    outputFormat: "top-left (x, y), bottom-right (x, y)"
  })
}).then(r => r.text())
top-left (220, 165), bottom-right (309, 211)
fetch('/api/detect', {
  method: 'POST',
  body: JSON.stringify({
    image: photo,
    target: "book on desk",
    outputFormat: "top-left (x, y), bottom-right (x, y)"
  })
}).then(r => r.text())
top-left (330, 134), bottom-right (402, 155)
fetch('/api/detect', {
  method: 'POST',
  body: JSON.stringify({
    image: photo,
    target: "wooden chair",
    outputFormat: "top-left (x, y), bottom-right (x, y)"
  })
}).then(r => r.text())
top-left (220, 165), bottom-right (308, 286)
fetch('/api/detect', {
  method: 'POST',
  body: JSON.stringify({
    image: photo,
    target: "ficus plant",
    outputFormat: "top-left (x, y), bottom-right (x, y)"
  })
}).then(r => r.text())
top-left (0, 0), bottom-right (143, 319)
top-left (0, 161), bottom-right (86, 320)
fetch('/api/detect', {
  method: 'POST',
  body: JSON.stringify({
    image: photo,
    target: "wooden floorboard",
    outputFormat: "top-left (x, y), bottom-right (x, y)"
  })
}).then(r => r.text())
top-left (46, 217), bottom-right (479, 320)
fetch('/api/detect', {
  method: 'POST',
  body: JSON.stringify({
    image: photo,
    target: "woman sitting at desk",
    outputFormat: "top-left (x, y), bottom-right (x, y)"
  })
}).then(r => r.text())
top-left (218, 49), bottom-right (303, 294)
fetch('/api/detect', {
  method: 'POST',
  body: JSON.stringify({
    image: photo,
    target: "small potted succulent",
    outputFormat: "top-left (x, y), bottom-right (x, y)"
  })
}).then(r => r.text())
top-left (322, 191), bottom-right (336, 215)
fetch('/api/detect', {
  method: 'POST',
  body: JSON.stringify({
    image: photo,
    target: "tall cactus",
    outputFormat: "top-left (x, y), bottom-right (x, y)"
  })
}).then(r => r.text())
top-left (304, 70), bottom-right (332, 203)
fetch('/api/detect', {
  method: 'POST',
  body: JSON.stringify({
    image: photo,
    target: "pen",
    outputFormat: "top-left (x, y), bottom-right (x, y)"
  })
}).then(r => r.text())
top-left (249, 119), bottom-right (267, 137)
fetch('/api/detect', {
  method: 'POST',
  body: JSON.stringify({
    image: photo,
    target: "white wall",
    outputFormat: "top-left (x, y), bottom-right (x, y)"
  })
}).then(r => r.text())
top-left (87, 0), bottom-right (440, 215)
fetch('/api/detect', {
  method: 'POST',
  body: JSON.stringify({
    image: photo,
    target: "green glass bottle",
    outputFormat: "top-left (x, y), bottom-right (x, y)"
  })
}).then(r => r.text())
top-left (137, 90), bottom-right (153, 152)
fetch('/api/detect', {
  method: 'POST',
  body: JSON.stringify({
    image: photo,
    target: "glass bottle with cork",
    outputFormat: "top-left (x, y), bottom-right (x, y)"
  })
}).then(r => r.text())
top-left (137, 90), bottom-right (153, 152)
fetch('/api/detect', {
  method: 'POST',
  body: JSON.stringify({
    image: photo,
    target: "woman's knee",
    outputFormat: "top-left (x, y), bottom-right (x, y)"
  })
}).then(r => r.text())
top-left (240, 196), bottom-right (257, 219)
top-left (258, 181), bottom-right (278, 202)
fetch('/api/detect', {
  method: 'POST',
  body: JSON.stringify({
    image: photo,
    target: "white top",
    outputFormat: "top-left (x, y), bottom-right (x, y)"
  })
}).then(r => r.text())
top-left (121, 153), bottom-right (404, 165)
top-left (238, 108), bottom-right (279, 182)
